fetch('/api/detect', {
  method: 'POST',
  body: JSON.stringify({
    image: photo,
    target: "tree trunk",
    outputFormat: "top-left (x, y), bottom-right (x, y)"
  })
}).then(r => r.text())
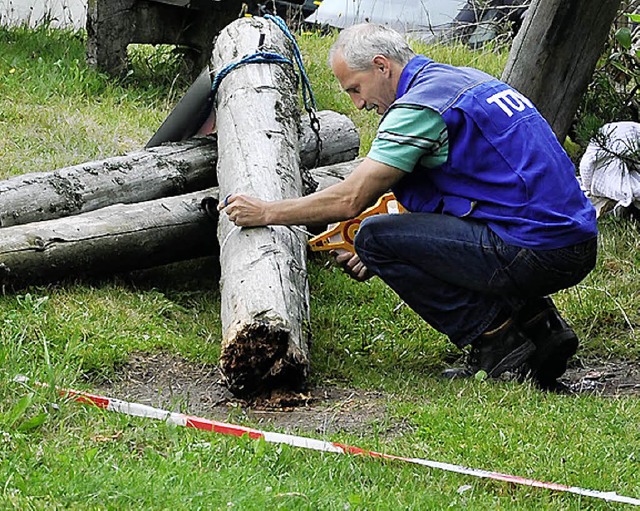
top-left (85, 0), bottom-right (250, 78)
top-left (299, 110), bottom-right (359, 169)
top-left (0, 161), bottom-right (358, 289)
top-left (0, 137), bottom-right (215, 228)
top-left (0, 110), bottom-right (358, 228)
top-left (212, 16), bottom-right (310, 395)
top-left (0, 189), bottom-right (217, 288)
top-left (501, 0), bottom-right (622, 141)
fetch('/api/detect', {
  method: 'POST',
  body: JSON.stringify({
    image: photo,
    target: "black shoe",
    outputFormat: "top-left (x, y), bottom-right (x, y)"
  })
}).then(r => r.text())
top-left (518, 297), bottom-right (579, 386)
top-left (442, 317), bottom-right (536, 379)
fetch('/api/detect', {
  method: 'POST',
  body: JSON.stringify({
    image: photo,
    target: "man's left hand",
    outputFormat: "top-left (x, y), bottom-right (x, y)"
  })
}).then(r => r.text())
top-left (332, 250), bottom-right (372, 281)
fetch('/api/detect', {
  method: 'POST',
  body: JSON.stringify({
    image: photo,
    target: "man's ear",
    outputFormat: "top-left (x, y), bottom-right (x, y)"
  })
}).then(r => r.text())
top-left (372, 55), bottom-right (389, 74)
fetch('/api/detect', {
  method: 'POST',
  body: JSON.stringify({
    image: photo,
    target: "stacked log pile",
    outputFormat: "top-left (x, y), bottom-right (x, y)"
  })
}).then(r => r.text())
top-left (0, 16), bottom-right (360, 396)
top-left (0, 111), bottom-right (358, 286)
top-left (0, 111), bottom-right (357, 229)
top-left (0, 159), bottom-right (358, 288)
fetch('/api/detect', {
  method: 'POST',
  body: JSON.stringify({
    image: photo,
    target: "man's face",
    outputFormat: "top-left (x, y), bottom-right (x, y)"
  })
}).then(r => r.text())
top-left (331, 52), bottom-right (397, 115)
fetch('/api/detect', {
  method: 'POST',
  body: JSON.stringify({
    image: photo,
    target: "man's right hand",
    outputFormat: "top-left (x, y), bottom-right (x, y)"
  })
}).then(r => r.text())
top-left (217, 193), bottom-right (270, 227)
top-left (331, 250), bottom-right (372, 282)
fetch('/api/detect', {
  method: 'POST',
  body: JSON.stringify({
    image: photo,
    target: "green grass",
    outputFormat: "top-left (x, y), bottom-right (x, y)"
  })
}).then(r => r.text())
top-left (1, 23), bottom-right (639, 510)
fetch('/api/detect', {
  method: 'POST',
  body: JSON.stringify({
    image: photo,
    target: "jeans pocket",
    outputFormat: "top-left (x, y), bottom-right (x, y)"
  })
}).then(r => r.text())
top-left (489, 239), bottom-right (597, 297)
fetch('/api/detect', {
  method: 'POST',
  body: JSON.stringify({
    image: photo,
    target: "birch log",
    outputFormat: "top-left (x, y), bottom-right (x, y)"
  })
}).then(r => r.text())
top-left (0, 160), bottom-right (359, 288)
top-left (213, 17), bottom-right (310, 394)
top-left (0, 110), bottom-right (358, 228)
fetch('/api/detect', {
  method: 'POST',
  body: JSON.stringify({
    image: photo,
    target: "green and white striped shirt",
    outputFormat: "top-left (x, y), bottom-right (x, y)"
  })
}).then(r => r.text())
top-left (368, 104), bottom-right (449, 172)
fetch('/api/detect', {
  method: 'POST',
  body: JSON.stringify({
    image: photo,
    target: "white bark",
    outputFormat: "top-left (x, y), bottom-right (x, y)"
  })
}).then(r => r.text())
top-left (0, 111), bottom-right (358, 228)
top-left (212, 16), bottom-right (310, 394)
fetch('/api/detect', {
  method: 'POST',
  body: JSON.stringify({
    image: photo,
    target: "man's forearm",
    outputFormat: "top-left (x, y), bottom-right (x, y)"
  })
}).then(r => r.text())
top-left (219, 158), bottom-right (406, 228)
top-left (264, 185), bottom-right (363, 226)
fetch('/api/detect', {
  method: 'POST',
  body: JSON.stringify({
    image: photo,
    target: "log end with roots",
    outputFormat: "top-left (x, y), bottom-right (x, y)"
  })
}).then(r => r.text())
top-left (219, 321), bottom-right (309, 396)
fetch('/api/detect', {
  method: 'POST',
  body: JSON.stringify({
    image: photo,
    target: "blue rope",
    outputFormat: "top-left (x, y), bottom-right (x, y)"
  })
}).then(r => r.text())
top-left (209, 15), bottom-right (317, 115)
top-left (264, 14), bottom-right (317, 113)
top-left (210, 51), bottom-right (294, 102)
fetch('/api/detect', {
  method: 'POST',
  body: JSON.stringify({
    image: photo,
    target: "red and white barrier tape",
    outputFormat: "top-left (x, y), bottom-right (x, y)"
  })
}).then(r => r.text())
top-left (15, 377), bottom-right (640, 506)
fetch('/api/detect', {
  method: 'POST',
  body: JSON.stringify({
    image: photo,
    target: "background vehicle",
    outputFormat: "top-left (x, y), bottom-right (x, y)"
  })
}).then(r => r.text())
top-left (307, 0), bottom-right (464, 32)
top-left (454, 0), bottom-right (528, 47)
top-left (255, 0), bottom-right (321, 21)
top-left (305, 0), bottom-right (529, 46)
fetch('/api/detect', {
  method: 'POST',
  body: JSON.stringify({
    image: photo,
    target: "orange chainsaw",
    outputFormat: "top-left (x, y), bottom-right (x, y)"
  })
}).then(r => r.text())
top-left (308, 192), bottom-right (406, 254)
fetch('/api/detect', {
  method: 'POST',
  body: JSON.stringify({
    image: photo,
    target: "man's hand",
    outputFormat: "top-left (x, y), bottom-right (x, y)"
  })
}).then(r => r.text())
top-left (217, 194), bottom-right (269, 227)
top-left (332, 250), bottom-right (372, 282)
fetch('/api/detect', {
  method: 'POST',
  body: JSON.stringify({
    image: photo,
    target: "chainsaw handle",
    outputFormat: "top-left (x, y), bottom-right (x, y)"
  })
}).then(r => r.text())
top-left (308, 192), bottom-right (406, 254)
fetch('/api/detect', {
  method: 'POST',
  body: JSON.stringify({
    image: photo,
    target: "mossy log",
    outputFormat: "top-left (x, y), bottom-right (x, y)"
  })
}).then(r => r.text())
top-left (0, 110), bottom-right (358, 228)
top-left (0, 160), bottom-right (359, 289)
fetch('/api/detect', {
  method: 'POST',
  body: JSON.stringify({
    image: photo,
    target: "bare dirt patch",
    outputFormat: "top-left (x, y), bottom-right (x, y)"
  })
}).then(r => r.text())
top-left (93, 352), bottom-right (392, 435)
top-left (563, 359), bottom-right (640, 395)
top-left (92, 352), bottom-right (640, 437)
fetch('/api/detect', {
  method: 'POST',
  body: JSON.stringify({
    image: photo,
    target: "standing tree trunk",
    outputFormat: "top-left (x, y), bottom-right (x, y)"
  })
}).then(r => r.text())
top-left (213, 16), bottom-right (314, 394)
top-left (502, 0), bottom-right (622, 141)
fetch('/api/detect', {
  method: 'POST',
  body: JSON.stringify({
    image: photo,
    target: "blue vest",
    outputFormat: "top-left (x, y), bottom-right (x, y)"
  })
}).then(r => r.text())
top-left (390, 56), bottom-right (597, 249)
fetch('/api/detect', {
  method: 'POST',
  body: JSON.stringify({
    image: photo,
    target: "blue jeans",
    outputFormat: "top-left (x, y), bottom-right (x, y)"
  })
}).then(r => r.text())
top-left (354, 213), bottom-right (597, 348)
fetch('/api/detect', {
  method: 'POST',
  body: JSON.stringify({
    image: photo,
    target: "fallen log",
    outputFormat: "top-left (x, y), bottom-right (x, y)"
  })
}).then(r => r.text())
top-left (0, 189), bottom-right (218, 289)
top-left (0, 110), bottom-right (358, 228)
top-left (0, 159), bottom-right (359, 288)
top-left (299, 110), bottom-right (359, 169)
top-left (212, 16), bottom-right (310, 395)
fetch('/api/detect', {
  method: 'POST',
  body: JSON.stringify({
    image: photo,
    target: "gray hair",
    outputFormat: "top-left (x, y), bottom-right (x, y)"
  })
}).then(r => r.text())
top-left (328, 23), bottom-right (416, 71)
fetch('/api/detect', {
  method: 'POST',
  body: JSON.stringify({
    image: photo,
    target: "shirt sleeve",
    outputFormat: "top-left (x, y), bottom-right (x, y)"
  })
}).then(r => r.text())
top-left (367, 104), bottom-right (448, 173)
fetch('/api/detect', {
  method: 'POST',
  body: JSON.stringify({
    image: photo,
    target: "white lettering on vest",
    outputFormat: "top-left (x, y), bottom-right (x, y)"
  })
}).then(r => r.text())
top-left (486, 90), bottom-right (534, 117)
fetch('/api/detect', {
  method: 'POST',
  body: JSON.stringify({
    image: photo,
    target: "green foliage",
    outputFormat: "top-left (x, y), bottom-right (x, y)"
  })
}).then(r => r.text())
top-left (574, 10), bottom-right (640, 146)
top-left (125, 43), bottom-right (195, 95)
top-left (571, 215), bottom-right (640, 360)
top-left (0, 24), bottom-right (182, 178)
top-left (307, 256), bottom-right (453, 387)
